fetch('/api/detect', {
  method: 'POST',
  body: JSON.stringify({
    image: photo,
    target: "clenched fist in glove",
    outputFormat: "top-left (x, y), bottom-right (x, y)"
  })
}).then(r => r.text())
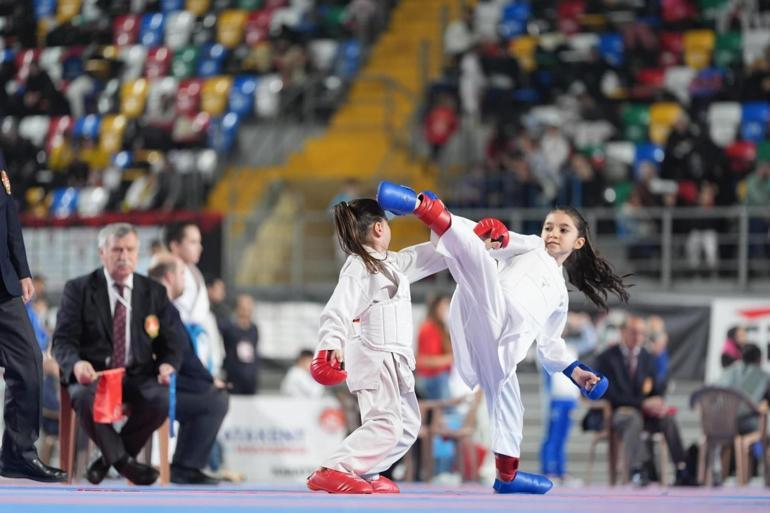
top-left (474, 218), bottom-right (510, 249)
top-left (310, 349), bottom-right (347, 386)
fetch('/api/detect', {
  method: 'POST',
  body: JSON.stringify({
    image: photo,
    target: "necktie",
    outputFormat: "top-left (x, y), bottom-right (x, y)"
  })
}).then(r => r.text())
top-left (112, 283), bottom-right (127, 368)
top-left (627, 353), bottom-right (637, 380)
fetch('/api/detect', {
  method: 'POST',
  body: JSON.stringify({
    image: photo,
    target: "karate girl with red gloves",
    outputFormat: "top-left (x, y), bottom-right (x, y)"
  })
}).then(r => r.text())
top-left (307, 198), bottom-right (446, 494)
top-left (377, 182), bottom-right (630, 494)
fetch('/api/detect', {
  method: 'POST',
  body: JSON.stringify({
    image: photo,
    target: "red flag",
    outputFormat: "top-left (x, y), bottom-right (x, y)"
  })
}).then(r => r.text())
top-left (93, 368), bottom-right (125, 423)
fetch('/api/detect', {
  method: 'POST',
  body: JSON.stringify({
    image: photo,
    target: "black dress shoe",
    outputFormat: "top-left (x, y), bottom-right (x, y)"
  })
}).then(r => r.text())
top-left (170, 465), bottom-right (220, 485)
top-left (0, 455), bottom-right (67, 483)
top-left (114, 456), bottom-right (159, 486)
top-left (86, 456), bottom-right (111, 485)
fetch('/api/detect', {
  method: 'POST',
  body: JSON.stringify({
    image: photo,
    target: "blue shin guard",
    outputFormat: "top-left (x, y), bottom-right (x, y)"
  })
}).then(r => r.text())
top-left (376, 181), bottom-right (419, 216)
top-left (563, 361), bottom-right (609, 400)
top-left (493, 472), bottom-right (553, 494)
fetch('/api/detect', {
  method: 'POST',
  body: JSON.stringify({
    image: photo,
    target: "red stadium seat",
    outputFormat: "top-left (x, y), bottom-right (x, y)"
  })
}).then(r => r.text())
top-left (176, 78), bottom-right (203, 115)
top-left (114, 15), bottom-right (141, 47)
top-left (245, 10), bottom-right (273, 46)
top-left (146, 47), bottom-right (172, 79)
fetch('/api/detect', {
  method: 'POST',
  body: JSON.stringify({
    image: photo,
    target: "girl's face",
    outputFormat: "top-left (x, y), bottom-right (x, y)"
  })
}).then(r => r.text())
top-left (541, 211), bottom-right (585, 263)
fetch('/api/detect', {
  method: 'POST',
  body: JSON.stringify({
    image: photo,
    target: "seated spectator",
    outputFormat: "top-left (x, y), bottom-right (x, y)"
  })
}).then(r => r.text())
top-left (415, 294), bottom-right (453, 400)
top-left (717, 343), bottom-right (770, 435)
top-left (280, 349), bottom-right (324, 398)
top-left (221, 294), bottom-right (260, 395)
top-left (149, 255), bottom-right (229, 485)
top-left (721, 325), bottom-right (748, 368)
top-left (646, 315), bottom-right (670, 387)
top-left (424, 93), bottom-right (459, 163)
top-left (594, 315), bottom-right (693, 486)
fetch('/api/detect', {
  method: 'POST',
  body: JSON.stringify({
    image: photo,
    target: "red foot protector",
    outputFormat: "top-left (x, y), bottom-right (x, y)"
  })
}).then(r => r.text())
top-left (307, 468), bottom-right (373, 494)
top-left (367, 475), bottom-right (400, 493)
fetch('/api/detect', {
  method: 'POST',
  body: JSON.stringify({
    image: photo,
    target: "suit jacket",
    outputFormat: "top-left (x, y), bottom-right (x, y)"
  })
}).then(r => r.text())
top-left (595, 344), bottom-right (665, 410)
top-left (53, 269), bottom-right (184, 384)
top-left (0, 185), bottom-right (31, 297)
top-left (169, 303), bottom-right (215, 395)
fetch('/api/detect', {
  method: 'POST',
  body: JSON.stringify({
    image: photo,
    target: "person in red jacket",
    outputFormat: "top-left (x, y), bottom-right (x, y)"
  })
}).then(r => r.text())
top-left (424, 94), bottom-right (459, 162)
top-left (416, 294), bottom-right (453, 400)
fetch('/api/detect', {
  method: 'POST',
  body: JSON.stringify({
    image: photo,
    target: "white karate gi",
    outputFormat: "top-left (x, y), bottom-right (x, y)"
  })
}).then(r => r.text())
top-left (434, 216), bottom-right (575, 458)
top-left (317, 243), bottom-right (446, 477)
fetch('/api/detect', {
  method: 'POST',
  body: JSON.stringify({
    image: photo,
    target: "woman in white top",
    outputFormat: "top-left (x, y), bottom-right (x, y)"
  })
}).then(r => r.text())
top-left (307, 198), bottom-right (446, 494)
top-left (378, 182), bottom-right (629, 494)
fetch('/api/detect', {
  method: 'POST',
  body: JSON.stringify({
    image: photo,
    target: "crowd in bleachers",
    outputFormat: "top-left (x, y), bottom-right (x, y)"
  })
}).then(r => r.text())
top-left (426, 0), bottom-right (770, 274)
top-left (0, 0), bottom-right (389, 218)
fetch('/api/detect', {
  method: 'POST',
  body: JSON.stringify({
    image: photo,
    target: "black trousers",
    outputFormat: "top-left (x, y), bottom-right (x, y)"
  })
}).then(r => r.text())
top-left (68, 374), bottom-right (169, 466)
top-left (0, 296), bottom-right (43, 460)
top-left (173, 387), bottom-right (229, 469)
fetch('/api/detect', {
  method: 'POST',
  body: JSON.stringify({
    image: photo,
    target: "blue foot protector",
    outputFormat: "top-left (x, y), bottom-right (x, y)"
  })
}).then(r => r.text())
top-left (563, 361), bottom-right (609, 400)
top-left (493, 472), bottom-right (553, 494)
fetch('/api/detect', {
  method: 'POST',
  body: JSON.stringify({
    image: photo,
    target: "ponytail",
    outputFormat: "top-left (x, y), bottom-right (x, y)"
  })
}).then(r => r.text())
top-left (333, 199), bottom-right (387, 274)
top-left (554, 206), bottom-right (631, 310)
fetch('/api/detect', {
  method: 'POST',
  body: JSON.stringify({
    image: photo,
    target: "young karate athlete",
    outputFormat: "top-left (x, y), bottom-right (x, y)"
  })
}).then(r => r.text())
top-left (307, 198), bottom-right (446, 494)
top-left (377, 182), bottom-right (629, 494)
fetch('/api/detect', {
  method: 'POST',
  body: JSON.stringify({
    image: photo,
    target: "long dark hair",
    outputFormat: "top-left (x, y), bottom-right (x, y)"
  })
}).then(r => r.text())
top-left (426, 294), bottom-right (451, 354)
top-left (551, 206), bottom-right (630, 310)
top-left (333, 198), bottom-right (387, 274)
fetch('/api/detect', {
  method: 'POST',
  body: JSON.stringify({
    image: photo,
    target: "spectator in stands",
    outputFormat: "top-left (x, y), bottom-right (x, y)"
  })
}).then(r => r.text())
top-left (165, 222), bottom-right (224, 378)
top-left (744, 161), bottom-right (770, 262)
top-left (415, 294), bottom-right (453, 400)
top-left (557, 153), bottom-right (607, 208)
top-left (646, 315), bottom-right (670, 387)
top-left (594, 315), bottom-right (693, 486)
top-left (459, 47), bottom-right (486, 121)
top-left (718, 343), bottom-right (770, 434)
top-left (345, 0), bottom-right (382, 47)
top-left (21, 61), bottom-right (68, 117)
top-left (684, 183), bottom-right (719, 277)
top-left (721, 325), bottom-right (748, 368)
top-left (206, 276), bottom-right (231, 329)
top-left (149, 255), bottom-right (229, 485)
top-left (443, 6), bottom-right (476, 60)
top-left (424, 93), bottom-right (459, 164)
top-left (221, 294), bottom-right (260, 395)
top-left (281, 349), bottom-right (324, 398)
top-left (662, 114), bottom-right (699, 184)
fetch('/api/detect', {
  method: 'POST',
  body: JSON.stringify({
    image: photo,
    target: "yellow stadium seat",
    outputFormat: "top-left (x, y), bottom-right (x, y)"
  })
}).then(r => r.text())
top-left (120, 78), bottom-right (149, 119)
top-left (201, 76), bottom-right (233, 116)
top-left (47, 137), bottom-right (74, 171)
top-left (217, 10), bottom-right (248, 49)
top-left (56, 0), bottom-right (81, 24)
top-left (683, 29), bottom-right (715, 70)
top-left (649, 102), bottom-right (683, 145)
top-left (186, 0), bottom-right (211, 17)
top-left (99, 115), bottom-right (128, 156)
top-left (509, 36), bottom-right (538, 73)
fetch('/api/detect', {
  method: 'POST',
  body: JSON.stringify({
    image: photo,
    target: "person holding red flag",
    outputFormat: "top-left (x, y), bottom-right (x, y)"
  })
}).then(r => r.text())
top-left (306, 198), bottom-right (446, 494)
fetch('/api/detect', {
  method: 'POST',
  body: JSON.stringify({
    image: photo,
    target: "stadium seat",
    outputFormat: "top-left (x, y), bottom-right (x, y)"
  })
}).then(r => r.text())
top-left (255, 73), bottom-right (282, 118)
top-left (714, 32), bottom-right (742, 69)
top-left (47, 137), bottom-right (75, 171)
top-left (172, 112), bottom-right (211, 145)
top-left (77, 186), bottom-right (109, 217)
top-left (208, 112), bottom-right (241, 153)
top-left (139, 13), bottom-right (166, 48)
top-left (62, 48), bottom-right (85, 82)
top-left (634, 143), bottom-right (665, 174)
top-left (636, 67), bottom-right (665, 88)
top-left (238, 0), bottom-right (261, 9)
top-left (176, 78), bottom-right (204, 115)
top-left (19, 116), bottom-right (51, 148)
top-left (56, 0), bottom-right (81, 23)
top-left (599, 33), bottom-right (624, 67)
top-left (196, 148), bottom-right (218, 181)
top-left (697, 0), bottom-right (728, 21)
top-left (15, 49), bottom-right (41, 82)
top-left (568, 32), bottom-right (600, 54)
top-left (187, 0), bottom-right (213, 17)
top-left (556, 0), bottom-right (585, 35)
top-left (742, 29), bottom-right (770, 65)
top-left (661, 0), bottom-right (697, 24)
top-left (99, 114), bottom-right (128, 155)
top-left (707, 101), bottom-right (741, 147)
top-left (201, 76), bottom-right (233, 115)
top-left (46, 116), bottom-right (74, 151)
top-left (499, 2), bottom-right (530, 40)
top-left (172, 46), bottom-right (200, 79)
top-left (218, 10), bottom-right (248, 49)
top-left (161, 0), bottom-right (185, 11)
top-left (50, 187), bottom-right (80, 218)
top-left (39, 47), bottom-right (64, 86)
top-left (659, 32), bottom-right (684, 67)
top-left (649, 102), bottom-right (683, 145)
top-left (690, 67), bottom-right (723, 97)
top-left (308, 39), bottom-right (339, 72)
top-left (97, 78), bottom-right (121, 115)
top-left (663, 66), bottom-right (695, 104)
top-left (245, 10), bottom-right (273, 46)
top-left (120, 78), bottom-right (150, 118)
top-left (622, 104), bottom-right (650, 143)
top-left (114, 15), bottom-right (141, 47)
top-left (334, 39), bottom-right (361, 79)
top-left (120, 45), bottom-right (147, 82)
top-left (228, 75), bottom-right (258, 117)
top-left (145, 47), bottom-right (172, 79)
top-left (509, 36), bottom-right (538, 73)
top-left (725, 141), bottom-right (757, 173)
top-left (740, 102), bottom-right (770, 142)
top-left (683, 29), bottom-right (715, 70)
top-left (197, 43), bottom-right (228, 77)
top-left (73, 114), bottom-right (102, 140)
top-left (605, 141), bottom-right (636, 165)
top-left (35, 0), bottom-right (57, 19)
top-left (165, 11), bottom-right (195, 50)
top-left (146, 76), bottom-right (179, 117)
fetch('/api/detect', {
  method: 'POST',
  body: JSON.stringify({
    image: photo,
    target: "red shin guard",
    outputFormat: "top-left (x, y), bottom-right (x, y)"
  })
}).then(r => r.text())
top-left (495, 453), bottom-right (519, 482)
top-left (414, 194), bottom-right (452, 236)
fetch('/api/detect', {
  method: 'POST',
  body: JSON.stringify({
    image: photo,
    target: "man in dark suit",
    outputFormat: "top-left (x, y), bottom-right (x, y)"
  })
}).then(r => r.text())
top-left (53, 223), bottom-right (184, 485)
top-left (595, 314), bottom-right (692, 486)
top-left (0, 157), bottom-right (67, 482)
top-left (148, 254), bottom-right (229, 485)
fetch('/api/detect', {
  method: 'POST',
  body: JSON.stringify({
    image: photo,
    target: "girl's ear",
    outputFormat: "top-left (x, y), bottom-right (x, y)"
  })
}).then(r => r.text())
top-left (372, 220), bottom-right (384, 238)
top-left (573, 236), bottom-right (586, 251)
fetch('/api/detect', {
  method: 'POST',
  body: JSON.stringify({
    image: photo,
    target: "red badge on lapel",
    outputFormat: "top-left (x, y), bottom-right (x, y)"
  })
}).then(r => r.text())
top-left (145, 314), bottom-right (160, 339)
top-left (1, 170), bottom-right (11, 195)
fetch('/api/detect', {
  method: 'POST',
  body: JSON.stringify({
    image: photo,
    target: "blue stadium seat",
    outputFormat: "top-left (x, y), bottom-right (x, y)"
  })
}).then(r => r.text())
top-left (50, 187), bottom-right (80, 219)
top-left (161, 0), bottom-right (185, 12)
top-left (73, 115), bottom-right (102, 140)
top-left (334, 39), bottom-right (361, 79)
top-left (228, 75), bottom-right (258, 118)
top-left (140, 13), bottom-right (166, 48)
top-left (34, 0), bottom-right (57, 19)
top-left (634, 142), bottom-right (664, 175)
top-left (113, 150), bottom-right (134, 169)
top-left (208, 112), bottom-right (240, 154)
top-left (499, 2), bottom-right (530, 40)
top-left (740, 102), bottom-right (770, 142)
top-left (599, 33), bottom-right (624, 67)
top-left (197, 43), bottom-right (228, 77)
